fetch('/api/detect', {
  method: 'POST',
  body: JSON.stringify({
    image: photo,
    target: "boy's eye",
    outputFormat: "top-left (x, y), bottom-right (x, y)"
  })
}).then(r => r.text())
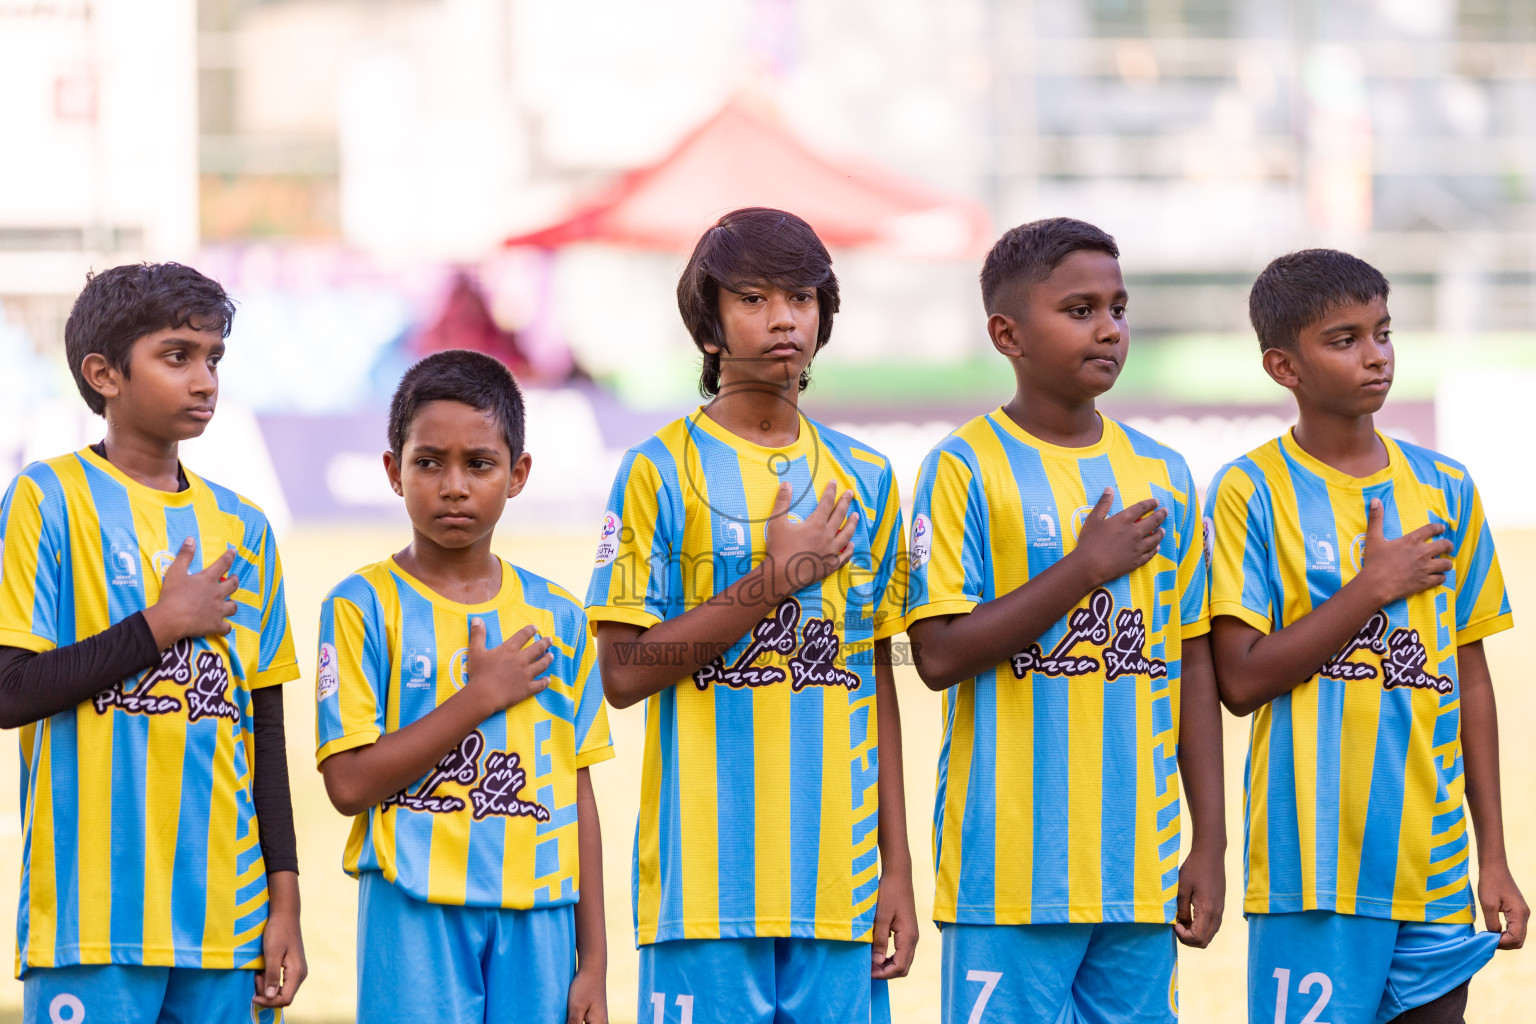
top-left (1068, 306), bottom-right (1091, 317)
top-left (415, 458), bottom-right (436, 469)
top-left (792, 292), bottom-right (814, 303)
top-left (1111, 305), bottom-right (1126, 318)
top-left (741, 294), bottom-right (764, 304)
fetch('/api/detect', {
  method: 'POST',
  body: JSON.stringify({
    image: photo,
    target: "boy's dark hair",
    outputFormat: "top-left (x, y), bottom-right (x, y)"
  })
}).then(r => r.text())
top-left (981, 217), bottom-right (1119, 316)
top-left (1249, 249), bottom-right (1391, 352)
top-left (64, 262), bottom-right (236, 416)
top-left (388, 349), bottom-right (525, 460)
top-left (676, 207), bottom-right (840, 397)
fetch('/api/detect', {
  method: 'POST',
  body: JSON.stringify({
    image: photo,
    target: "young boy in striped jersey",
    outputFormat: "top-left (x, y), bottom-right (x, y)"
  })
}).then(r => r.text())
top-left (905, 218), bottom-right (1227, 1023)
top-left (1206, 250), bottom-right (1526, 1023)
top-left (0, 264), bottom-right (305, 1022)
top-left (315, 351), bottom-right (613, 1024)
top-left (585, 207), bottom-right (917, 1023)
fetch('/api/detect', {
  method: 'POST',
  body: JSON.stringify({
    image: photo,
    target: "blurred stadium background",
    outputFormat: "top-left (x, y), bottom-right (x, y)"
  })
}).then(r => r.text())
top-left (2, 1), bottom-right (1536, 1020)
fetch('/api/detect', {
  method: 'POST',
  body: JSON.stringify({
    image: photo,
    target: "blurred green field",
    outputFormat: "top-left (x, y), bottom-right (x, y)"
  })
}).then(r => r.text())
top-left (0, 526), bottom-right (1532, 1023)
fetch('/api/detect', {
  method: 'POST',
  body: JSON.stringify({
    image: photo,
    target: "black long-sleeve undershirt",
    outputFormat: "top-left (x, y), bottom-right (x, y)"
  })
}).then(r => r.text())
top-left (0, 443), bottom-right (297, 874)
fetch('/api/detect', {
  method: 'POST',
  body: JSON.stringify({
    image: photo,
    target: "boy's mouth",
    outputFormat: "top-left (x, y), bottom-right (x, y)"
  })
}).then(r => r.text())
top-left (1362, 377), bottom-right (1391, 392)
top-left (185, 405), bottom-right (215, 420)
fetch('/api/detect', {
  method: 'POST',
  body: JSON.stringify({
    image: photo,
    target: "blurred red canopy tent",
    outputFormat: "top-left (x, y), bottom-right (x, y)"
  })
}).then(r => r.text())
top-left (503, 101), bottom-right (991, 258)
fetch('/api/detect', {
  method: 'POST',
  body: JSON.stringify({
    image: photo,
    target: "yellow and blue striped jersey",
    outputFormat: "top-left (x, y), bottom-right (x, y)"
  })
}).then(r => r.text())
top-left (0, 446), bottom-right (298, 976)
top-left (315, 556), bottom-right (613, 910)
top-left (905, 411), bottom-right (1208, 926)
top-left (584, 409), bottom-right (907, 946)
top-left (1206, 431), bottom-right (1511, 923)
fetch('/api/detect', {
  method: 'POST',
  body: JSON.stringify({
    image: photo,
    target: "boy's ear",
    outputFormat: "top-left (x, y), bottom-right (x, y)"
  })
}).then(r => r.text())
top-left (79, 352), bottom-right (122, 404)
top-left (1261, 347), bottom-right (1301, 390)
top-left (988, 312), bottom-right (1025, 359)
top-left (507, 452), bottom-right (533, 499)
top-left (383, 451), bottom-right (404, 497)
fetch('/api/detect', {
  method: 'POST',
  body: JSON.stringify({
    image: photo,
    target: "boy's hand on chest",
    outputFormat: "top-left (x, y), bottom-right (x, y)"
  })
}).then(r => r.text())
top-left (141, 538), bottom-right (240, 649)
top-left (1067, 488), bottom-right (1167, 588)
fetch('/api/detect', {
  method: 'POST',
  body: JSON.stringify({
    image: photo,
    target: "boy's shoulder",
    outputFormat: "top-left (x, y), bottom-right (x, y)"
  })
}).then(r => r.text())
top-left (1209, 436), bottom-right (1287, 493)
top-left (806, 416), bottom-right (892, 477)
top-left (1389, 436), bottom-right (1474, 489)
top-left (324, 558), bottom-right (396, 610)
top-left (7, 451), bottom-right (275, 534)
top-left (504, 561), bottom-right (587, 619)
top-left (918, 411), bottom-right (999, 472)
top-left (1106, 418), bottom-right (1195, 482)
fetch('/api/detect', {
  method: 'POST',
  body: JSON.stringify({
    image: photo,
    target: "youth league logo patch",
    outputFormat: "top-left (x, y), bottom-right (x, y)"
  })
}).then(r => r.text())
top-left (594, 512), bottom-right (621, 567)
top-left (317, 642), bottom-right (339, 700)
top-left (910, 513), bottom-right (933, 570)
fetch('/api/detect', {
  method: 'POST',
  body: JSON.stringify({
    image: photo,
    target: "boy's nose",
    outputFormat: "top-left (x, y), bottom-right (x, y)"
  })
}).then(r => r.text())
top-left (190, 365), bottom-right (217, 394)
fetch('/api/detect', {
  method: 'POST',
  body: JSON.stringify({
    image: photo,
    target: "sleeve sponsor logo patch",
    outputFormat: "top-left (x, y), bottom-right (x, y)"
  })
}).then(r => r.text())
top-left (910, 513), bottom-right (932, 570)
top-left (594, 512), bottom-right (621, 567)
top-left (317, 641), bottom-right (339, 700)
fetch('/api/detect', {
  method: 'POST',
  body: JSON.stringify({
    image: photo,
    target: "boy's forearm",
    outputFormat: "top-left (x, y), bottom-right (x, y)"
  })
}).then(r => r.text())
top-left (1176, 634), bottom-right (1226, 851)
top-left (0, 614), bottom-right (161, 728)
top-left (266, 869), bottom-right (300, 915)
top-left (573, 768), bottom-right (607, 972)
top-left (598, 564), bottom-right (792, 708)
top-left (1212, 575), bottom-right (1385, 715)
top-left (908, 551), bottom-right (1099, 691)
top-left (1458, 641), bottom-right (1510, 868)
top-left (319, 687), bottom-right (495, 815)
top-left (873, 649), bottom-right (912, 873)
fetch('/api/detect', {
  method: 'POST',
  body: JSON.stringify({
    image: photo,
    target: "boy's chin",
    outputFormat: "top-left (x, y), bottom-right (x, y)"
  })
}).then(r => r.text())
top-left (417, 526), bottom-right (488, 551)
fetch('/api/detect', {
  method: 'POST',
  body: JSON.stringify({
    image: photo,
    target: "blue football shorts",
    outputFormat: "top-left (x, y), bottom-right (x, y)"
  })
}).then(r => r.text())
top-left (639, 936), bottom-right (891, 1024)
top-left (941, 922), bottom-right (1178, 1024)
top-left (1248, 911), bottom-right (1499, 1024)
top-left (22, 964), bottom-right (280, 1024)
top-left (356, 871), bottom-right (577, 1024)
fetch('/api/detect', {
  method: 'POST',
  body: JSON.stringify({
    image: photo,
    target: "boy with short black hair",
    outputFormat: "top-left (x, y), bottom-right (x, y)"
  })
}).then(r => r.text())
top-left (316, 349), bottom-right (613, 1024)
top-left (0, 262), bottom-right (305, 1022)
top-left (1206, 249), bottom-right (1526, 1024)
top-left (905, 217), bottom-right (1226, 1024)
top-left (586, 207), bottom-right (917, 1024)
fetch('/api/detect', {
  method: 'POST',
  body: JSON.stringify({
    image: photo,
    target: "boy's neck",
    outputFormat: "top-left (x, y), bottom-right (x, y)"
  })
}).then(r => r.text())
top-left (1002, 389), bottom-right (1103, 449)
top-left (395, 536), bottom-right (503, 605)
top-left (100, 425), bottom-right (183, 493)
top-left (703, 381), bottom-right (801, 447)
top-left (1290, 407), bottom-right (1388, 478)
